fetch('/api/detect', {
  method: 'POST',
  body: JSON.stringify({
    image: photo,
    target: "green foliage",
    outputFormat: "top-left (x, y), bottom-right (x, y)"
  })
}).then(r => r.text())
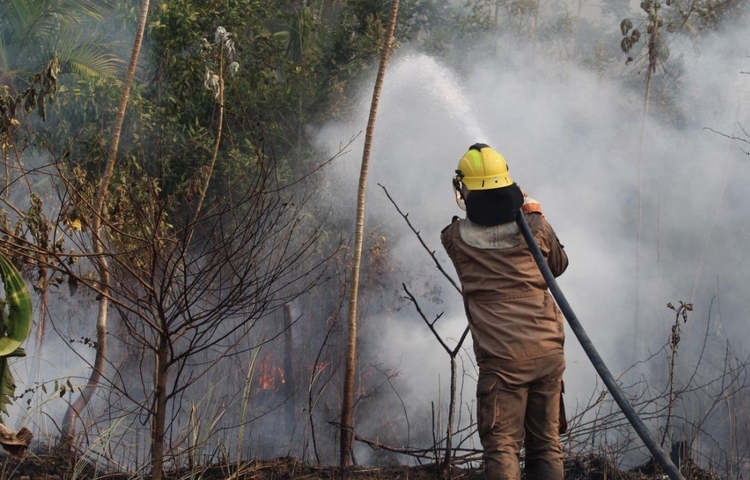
top-left (0, 0), bottom-right (124, 191)
top-left (5, 0), bottom-right (434, 218)
top-left (325, 0), bottom-right (388, 72)
top-left (614, 0), bottom-right (743, 126)
top-left (0, 0), bottom-right (745, 468)
top-left (0, 347), bottom-right (27, 419)
top-left (451, 0), bottom-right (498, 39)
top-left (618, 0), bottom-right (749, 61)
top-left (0, 256), bottom-right (32, 420)
top-left (0, 58), bottom-right (60, 138)
top-left (145, 1), bottom-right (284, 196)
top-left (0, 256), bottom-right (33, 358)
top-left (397, 0), bottom-right (456, 55)
top-left (0, 0), bottom-right (120, 91)
top-left (138, 0), bottom-right (415, 209)
top-left (0, 358), bottom-right (14, 418)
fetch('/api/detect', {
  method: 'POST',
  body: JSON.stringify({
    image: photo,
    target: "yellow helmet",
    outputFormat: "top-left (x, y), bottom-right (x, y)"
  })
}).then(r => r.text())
top-left (455, 143), bottom-right (513, 191)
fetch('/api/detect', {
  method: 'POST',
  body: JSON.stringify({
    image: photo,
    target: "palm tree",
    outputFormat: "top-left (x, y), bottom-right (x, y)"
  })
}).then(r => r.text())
top-left (0, 0), bottom-right (124, 389)
top-left (60, 0), bottom-right (150, 457)
top-left (0, 0), bottom-right (120, 91)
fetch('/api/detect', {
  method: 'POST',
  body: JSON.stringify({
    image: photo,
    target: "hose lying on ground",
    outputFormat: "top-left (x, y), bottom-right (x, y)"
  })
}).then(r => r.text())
top-left (515, 212), bottom-right (685, 480)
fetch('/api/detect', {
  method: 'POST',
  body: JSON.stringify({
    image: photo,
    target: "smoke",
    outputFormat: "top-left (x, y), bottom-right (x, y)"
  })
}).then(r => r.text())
top-left (312, 18), bottom-right (750, 466)
top-left (5, 3), bottom-right (748, 472)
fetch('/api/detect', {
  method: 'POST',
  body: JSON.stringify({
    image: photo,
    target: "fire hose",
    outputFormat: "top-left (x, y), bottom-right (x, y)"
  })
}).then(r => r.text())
top-left (515, 212), bottom-right (686, 480)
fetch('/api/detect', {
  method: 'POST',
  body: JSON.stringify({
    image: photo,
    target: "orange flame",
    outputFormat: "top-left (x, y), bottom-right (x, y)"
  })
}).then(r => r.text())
top-left (256, 353), bottom-right (287, 391)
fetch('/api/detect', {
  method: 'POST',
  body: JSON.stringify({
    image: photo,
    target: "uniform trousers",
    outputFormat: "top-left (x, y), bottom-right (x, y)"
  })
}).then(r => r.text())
top-left (476, 353), bottom-right (565, 480)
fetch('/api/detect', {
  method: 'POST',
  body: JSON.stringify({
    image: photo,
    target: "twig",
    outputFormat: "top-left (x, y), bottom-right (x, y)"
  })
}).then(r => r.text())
top-left (403, 285), bottom-right (453, 353)
top-left (353, 431), bottom-right (481, 461)
top-left (379, 183), bottom-right (461, 293)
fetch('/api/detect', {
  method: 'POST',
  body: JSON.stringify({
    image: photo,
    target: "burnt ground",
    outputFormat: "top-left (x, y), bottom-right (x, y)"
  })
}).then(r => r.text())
top-left (0, 448), bottom-right (723, 480)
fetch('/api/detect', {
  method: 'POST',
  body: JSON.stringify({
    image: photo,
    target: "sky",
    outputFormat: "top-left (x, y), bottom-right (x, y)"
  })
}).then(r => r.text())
top-left (312, 15), bottom-right (750, 467)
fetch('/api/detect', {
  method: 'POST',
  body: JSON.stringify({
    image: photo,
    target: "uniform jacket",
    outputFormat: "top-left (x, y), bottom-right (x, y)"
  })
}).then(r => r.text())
top-left (441, 211), bottom-right (568, 368)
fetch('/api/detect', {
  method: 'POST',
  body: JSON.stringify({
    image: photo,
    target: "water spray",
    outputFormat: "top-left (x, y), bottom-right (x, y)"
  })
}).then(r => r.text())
top-left (515, 212), bottom-right (685, 480)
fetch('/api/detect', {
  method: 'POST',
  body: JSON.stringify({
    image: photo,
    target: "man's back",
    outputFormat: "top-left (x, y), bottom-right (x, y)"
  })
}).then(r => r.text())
top-left (441, 212), bottom-right (568, 366)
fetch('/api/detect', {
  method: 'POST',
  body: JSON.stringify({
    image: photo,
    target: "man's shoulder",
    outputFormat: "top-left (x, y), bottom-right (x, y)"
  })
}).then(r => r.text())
top-left (524, 210), bottom-right (548, 228)
top-left (441, 215), bottom-right (461, 235)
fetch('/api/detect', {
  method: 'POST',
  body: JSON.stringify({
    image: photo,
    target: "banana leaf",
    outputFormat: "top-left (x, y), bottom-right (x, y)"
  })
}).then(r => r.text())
top-left (0, 256), bottom-right (32, 357)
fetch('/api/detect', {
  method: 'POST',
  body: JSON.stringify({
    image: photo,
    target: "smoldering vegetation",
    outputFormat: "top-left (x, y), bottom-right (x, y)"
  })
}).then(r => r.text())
top-left (311, 7), bottom-right (750, 478)
top-left (0, 0), bottom-right (749, 478)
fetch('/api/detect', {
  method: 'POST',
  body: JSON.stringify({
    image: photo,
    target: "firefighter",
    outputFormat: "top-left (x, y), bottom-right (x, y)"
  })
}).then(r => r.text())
top-left (440, 143), bottom-right (568, 480)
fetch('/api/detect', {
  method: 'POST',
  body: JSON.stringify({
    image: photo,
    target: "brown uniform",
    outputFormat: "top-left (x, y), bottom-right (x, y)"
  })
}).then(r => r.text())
top-left (441, 210), bottom-right (568, 480)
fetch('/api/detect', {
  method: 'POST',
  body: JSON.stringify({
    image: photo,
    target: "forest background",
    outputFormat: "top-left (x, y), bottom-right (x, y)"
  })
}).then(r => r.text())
top-left (1, 0), bottom-right (750, 478)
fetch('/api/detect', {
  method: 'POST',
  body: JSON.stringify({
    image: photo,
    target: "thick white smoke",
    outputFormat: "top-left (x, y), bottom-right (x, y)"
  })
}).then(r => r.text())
top-left (312, 19), bottom-right (750, 468)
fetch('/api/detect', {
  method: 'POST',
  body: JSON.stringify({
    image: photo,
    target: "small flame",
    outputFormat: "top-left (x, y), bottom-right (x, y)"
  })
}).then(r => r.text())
top-left (256, 354), bottom-right (286, 391)
top-left (255, 358), bottom-right (334, 392)
top-left (261, 366), bottom-right (285, 390)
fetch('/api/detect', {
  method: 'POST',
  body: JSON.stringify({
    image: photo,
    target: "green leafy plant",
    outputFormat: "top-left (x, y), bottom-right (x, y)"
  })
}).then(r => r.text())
top-left (0, 254), bottom-right (33, 456)
top-left (0, 256), bottom-right (32, 360)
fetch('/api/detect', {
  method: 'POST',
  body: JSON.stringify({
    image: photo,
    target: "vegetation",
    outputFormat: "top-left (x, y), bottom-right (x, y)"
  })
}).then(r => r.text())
top-left (0, 0), bottom-right (748, 478)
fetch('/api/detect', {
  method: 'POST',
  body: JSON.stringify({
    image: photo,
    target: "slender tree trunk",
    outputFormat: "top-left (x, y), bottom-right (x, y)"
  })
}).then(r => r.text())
top-left (61, 0), bottom-right (150, 448)
top-left (634, 12), bottom-right (658, 354)
top-left (339, 0), bottom-right (400, 469)
top-left (1, 135), bottom-right (8, 194)
top-left (151, 330), bottom-right (170, 480)
top-left (190, 52), bottom-right (224, 227)
top-left (442, 355), bottom-right (458, 476)
top-left (573, 0), bottom-right (584, 58)
top-left (283, 304), bottom-right (295, 438)
top-left (182, 37), bottom-right (225, 256)
top-left (32, 279), bottom-right (47, 381)
top-left (689, 114), bottom-right (738, 303)
top-left (530, 0), bottom-right (540, 61)
top-left (149, 25), bottom-right (226, 477)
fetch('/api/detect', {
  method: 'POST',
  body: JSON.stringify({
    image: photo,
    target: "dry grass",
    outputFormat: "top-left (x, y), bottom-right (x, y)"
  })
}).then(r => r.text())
top-left (0, 449), bottom-right (724, 480)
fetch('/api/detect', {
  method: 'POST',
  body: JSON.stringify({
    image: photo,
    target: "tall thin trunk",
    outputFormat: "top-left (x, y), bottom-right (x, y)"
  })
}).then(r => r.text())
top-left (530, 0), bottom-right (540, 61)
top-left (151, 330), bottom-right (170, 480)
top-left (61, 0), bottom-right (150, 448)
top-left (283, 304), bottom-right (295, 439)
top-left (573, 0), bottom-right (584, 58)
top-left (339, 0), bottom-right (400, 469)
top-left (150, 26), bottom-right (226, 477)
top-left (1, 135), bottom-right (9, 198)
top-left (189, 51), bottom-right (224, 230)
top-left (689, 114), bottom-right (738, 303)
top-left (33, 279), bottom-right (47, 375)
top-left (442, 355), bottom-right (458, 476)
top-left (634, 11), bottom-right (658, 356)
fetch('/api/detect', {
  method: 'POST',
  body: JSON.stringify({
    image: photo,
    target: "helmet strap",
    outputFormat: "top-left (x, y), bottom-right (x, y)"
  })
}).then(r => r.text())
top-left (452, 170), bottom-right (465, 198)
top-left (452, 171), bottom-right (467, 211)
